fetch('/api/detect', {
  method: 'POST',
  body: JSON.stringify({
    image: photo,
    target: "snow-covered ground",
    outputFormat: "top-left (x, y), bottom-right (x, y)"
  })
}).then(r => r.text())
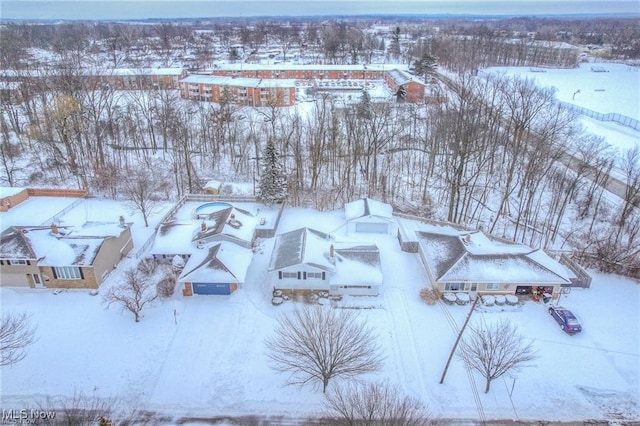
top-left (485, 62), bottom-right (640, 119)
top-left (1, 199), bottom-right (639, 423)
top-left (485, 62), bottom-right (640, 160)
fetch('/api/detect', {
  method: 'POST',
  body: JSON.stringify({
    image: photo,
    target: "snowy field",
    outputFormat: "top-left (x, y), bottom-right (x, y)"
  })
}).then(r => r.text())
top-left (1, 198), bottom-right (639, 423)
top-left (485, 62), bottom-right (640, 159)
top-left (485, 62), bottom-right (640, 120)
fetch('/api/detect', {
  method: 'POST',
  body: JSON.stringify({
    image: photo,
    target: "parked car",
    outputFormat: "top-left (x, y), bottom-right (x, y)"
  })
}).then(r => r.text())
top-left (548, 306), bottom-right (582, 334)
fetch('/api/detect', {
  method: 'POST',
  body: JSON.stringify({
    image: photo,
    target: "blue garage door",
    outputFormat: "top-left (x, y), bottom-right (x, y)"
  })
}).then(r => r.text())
top-left (193, 282), bottom-right (231, 295)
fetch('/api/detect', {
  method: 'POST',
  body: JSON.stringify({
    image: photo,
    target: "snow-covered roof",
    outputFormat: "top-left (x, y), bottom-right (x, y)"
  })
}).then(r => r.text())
top-left (417, 228), bottom-right (572, 284)
top-left (331, 244), bottom-right (383, 286)
top-left (0, 187), bottom-right (26, 198)
top-left (345, 198), bottom-right (393, 221)
top-left (152, 205), bottom-right (258, 256)
top-left (268, 227), bottom-right (383, 285)
top-left (526, 249), bottom-right (578, 280)
top-left (386, 69), bottom-right (425, 86)
top-left (152, 221), bottom-right (195, 255)
top-left (178, 242), bottom-right (253, 284)
top-left (181, 74), bottom-right (297, 88)
top-left (203, 180), bottom-right (222, 189)
top-left (211, 63), bottom-right (408, 72)
top-left (112, 67), bottom-right (185, 76)
top-left (193, 206), bottom-right (258, 245)
top-left (0, 223), bottom-right (128, 266)
top-left (269, 227), bottom-right (334, 271)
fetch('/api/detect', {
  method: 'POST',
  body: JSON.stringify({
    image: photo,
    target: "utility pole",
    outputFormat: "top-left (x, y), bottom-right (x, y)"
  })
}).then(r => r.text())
top-left (440, 296), bottom-right (479, 384)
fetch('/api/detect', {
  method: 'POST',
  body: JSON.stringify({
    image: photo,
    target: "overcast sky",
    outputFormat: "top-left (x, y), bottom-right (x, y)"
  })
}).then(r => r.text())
top-left (1, 0), bottom-right (638, 20)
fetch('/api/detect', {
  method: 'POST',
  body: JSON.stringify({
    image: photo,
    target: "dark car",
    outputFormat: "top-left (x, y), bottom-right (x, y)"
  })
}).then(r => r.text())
top-left (548, 305), bottom-right (582, 333)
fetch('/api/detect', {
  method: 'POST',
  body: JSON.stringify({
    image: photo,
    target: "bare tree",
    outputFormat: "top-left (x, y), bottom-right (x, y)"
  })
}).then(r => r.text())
top-left (0, 311), bottom-right (37, 366)
top-left (458, 319), bottom-right (537, 393)
top-left (265, 305), bottom-right (383, 393)
top-left (38, 392), bottom-right (119, 426)
top-left (122, 167), bottom-right (162, 227)
top-left (325, 381), bottom-right (430, 426)
top-left (103, 268), bottom-right (157, 322)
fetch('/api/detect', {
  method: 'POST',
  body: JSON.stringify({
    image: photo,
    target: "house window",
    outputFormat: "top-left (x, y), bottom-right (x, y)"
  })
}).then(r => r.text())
top-left (307, 272), bottom-right (323, 279)
top-left (281, 272), bottom-right (297, 279)
top-left (9, 259), bottom-right (29, 265)
top-left (53, 266), bottom-right (83, 280)
top-left (445, 282), bottom-right (464, 291)
top-left (486, 283), bottom-right (499, 290)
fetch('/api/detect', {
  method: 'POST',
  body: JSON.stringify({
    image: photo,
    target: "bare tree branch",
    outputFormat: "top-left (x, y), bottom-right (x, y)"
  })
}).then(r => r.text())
top-left (103, 268), bottom-right (157, 322)
top-left (325, 380), bottom-right (431, 425)
top-left (458, 318), bottom-right (537, 393)
top-left (0, 311), bottom-right (37, 366)
top-left (265, 305), bottom-right (383, 393)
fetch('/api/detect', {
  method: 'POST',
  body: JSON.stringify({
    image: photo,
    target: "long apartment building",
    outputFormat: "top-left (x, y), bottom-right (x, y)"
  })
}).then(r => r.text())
top-left (179, 64), bottom-right (427, 107)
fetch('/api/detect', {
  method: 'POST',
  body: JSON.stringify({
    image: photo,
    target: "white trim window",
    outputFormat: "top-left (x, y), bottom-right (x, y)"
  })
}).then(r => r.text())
top-left (445, 282), bottom-right (464, 291)
top-left (486, 283), bottom-right (499, 290)
top-left (307, 272), bottom-right (323, 279)
top-left (53, 266), bottom-right (82, 280)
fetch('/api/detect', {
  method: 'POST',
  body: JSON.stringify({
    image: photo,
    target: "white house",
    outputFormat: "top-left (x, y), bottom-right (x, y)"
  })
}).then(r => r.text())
top-left (268, 227), bottom-right (382, 296)
top-left (345, 198), bottom-right (397, 235)
top-left (414, 224), bottom-right (575, 298)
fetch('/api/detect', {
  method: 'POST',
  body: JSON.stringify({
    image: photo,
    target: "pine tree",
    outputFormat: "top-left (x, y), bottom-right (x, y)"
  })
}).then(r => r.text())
top-left (413, 51), bottom-right (438, 83)
top-left (257, 139), bottom-right (287, 206)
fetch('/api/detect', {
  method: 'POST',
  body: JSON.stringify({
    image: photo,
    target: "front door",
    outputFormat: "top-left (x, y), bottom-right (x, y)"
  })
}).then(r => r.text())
top-left (32, 273), bottom-right (45, 288)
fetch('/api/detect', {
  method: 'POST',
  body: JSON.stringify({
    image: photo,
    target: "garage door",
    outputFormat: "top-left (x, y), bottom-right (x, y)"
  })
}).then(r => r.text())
top-left (1, 273), bottom-right (30, 287)
top-left (355, 222), bottom-right (388, 234)
top-left (193, 282), bottom-right (232, 295)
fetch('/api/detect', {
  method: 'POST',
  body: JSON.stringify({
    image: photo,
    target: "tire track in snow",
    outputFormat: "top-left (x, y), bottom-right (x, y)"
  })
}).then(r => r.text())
top-left (438, 299), bottom-right (487, 423)
top-left (384, 288), bottom-right (428, 397)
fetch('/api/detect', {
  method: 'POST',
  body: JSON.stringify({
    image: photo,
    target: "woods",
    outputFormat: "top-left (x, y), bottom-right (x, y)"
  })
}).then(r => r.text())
top-left (1, 18), bottom-right (639, 277)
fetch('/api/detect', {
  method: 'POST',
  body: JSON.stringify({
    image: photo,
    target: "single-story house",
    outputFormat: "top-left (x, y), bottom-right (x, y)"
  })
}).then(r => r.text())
top-left (415, 225), bottom-right (574, 298)
top-left (0, 222), bottom-right (133, 289)
top-left (178, 242), bottom-right (253, 296)
top-left (268, 227), bottom-right (383, 296)
top-left (345, 198), bottom-right (397, 235)
top-left (150, 204), bottom-right (258, 263)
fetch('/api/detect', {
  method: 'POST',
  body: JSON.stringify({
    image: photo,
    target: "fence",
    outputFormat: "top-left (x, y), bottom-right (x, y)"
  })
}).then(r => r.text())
top-left (134, 194), bottom-right (272, 259)
top-left (559, 253), bottom-right (593, 288)
top-left (560, 101), bottom-right (640, 131)
top-left (40, 197), bottom-right (86, 226)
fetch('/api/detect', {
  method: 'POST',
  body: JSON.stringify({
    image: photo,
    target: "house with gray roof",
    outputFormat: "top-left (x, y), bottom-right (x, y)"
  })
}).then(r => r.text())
top-left (178, 242), bottom-right (253, 296)
top-left (414, 225), bottom-right (575, 298)
top-left (268, 227), bottom-right (383, 296)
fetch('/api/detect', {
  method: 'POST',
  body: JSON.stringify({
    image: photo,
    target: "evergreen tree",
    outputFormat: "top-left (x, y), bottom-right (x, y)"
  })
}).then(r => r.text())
top-left (257, 138), bottom-right (287, 206)
top-left (413, 51), bottom-right (438, 83)
top-left (396, 84), bottom-right (407, 102)
top-left (357, 90), bottom-right (372, 119)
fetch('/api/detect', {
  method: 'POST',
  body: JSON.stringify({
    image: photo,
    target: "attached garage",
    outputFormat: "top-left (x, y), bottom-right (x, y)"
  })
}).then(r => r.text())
top-left (1, 273), bottom-right (30, 287)
top-left (178, 242), bottom-right (252, 297)
top-left (192, 282), bottom-right (238, 295)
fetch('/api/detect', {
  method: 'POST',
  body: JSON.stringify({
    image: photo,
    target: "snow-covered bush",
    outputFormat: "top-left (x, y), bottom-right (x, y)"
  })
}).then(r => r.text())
top-left (137, 256), bottom-right (158, 276)
top-left (157, 272), bottom-right (176, 298)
